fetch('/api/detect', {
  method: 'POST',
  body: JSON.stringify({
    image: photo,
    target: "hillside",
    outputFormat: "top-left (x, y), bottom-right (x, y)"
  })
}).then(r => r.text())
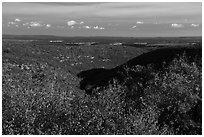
top-left (3, 39), bottom-right (150, 74)
top-left (2, 37), bottom-right (202, 135)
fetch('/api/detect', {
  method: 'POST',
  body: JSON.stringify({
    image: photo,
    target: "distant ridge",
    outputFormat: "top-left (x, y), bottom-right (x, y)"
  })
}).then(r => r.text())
top-left (2, 34), bottom-right (202, 40)
top-left (2, 34), bottom-right (202, 45)
top-left (2, 34), bottom-right (65, 40)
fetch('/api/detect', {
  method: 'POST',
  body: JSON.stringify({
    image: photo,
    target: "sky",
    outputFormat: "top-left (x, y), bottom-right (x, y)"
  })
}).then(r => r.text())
top-left (2, 2), bottom-right (202, 37)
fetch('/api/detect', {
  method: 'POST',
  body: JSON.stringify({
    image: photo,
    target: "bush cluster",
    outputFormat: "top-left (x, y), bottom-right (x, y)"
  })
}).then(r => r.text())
top-left (2, 54), bottom-right (202, 135)
top-left (144, 55), bottom-right (202, 134)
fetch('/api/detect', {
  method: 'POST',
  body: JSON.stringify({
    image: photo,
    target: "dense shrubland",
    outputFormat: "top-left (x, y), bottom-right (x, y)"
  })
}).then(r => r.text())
top-left (2, 54), bottom-right (202, 135)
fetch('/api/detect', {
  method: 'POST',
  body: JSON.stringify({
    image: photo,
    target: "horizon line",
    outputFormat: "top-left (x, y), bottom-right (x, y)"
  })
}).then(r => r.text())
top-left (2, 34), bottom-right (202, 38)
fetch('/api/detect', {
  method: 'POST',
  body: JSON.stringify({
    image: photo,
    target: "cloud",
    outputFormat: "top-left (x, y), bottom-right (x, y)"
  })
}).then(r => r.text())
top-left (3, 3), bottom-right (201, 25)
top-left (131, 25), bottom-right (137, 29)
top-left (15, 18), bottom-right (21, 22)
top-left (171, 23), bottom-right (184, 28)
top-left (67, 20), bottom-right (77, 26)
top-left (99, 27), bottom-right (105, 30)
top-left (30, 21), bottom-right (42, 27)
top-left (136, 21), bottom-right (144, 24)
top-left (23, 22), bottom-right (29, 26)
top-left (93, 26), bottom-right (99, 29)
top-left (8, 21), bottom-right (15, 25)
top-left (7, 19), bottom-right (21, 26)
top-left (23, 21), bottom-right (43, 28)
top-left (83, 26), bottom-right (91, 29)
top-left (67, 20), bottom-right (85, 26)
top-left (46, 24), bottom-right (51, 27)
top-left (93, 26), bottom-right (105, 30)
top-left (191, 24), bottom-right (199, 27)
top-left (80, 21), bottom-right (84, 24)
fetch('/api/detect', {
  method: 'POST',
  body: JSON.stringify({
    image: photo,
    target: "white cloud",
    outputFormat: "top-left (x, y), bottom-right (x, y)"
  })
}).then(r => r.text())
top-left (67, 20), bottom-right (77, 26)
top-left (136, 21), bottom-right (144, 24)
top-left (30, 21), bottom-right (42, 27)
top-left (46, 24), bottom-right (51, 27)
top-left (67, 20), bottom-right (84, 26)
top-left (93, 26), bottom-right (99, 29)
top-left (171, 23), bottom-right (184, 28)
top-left (15, 18), bottom-right (21, 22)
top-left (131, 25), bottom-right (137, 29)
top-left (80, 21), bottom-right (84, 24)
top-left (8, 21), bottom-right (15, 25)
top-left (3, 3), bottom-right (201, 27)
top-left (93, 26), bottom-right (105, 30)
top-left (23, 23), bottom-right (29, 26)
top-left (99, 27), bottom-right (105, 30)
top-left (23, 21), bottom-right (42, 27)
top-left (190, 24), bottom-right (199, 27)
top-left (83, 26), bottom-right (91, 29)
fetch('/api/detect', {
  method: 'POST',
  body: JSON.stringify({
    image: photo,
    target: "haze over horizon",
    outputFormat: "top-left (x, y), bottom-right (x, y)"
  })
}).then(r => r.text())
top-left (2, 2), bottom-right (202, 37)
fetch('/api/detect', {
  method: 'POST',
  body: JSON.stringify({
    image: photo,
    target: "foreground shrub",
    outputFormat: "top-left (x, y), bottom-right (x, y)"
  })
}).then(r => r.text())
top-left (65, 80), bottom-right (173, 135)
top-left (2, 63), bottom-right (78, 134)
top-left (2, 54), bottom-right (201, 135)
top-left (144, 55), bottom-right (202, 134)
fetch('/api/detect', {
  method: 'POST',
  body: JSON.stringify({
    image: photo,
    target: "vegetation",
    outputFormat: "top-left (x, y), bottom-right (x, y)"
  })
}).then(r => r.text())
top-left (2, 40), bottom-right (148, 74)
top-left (2, 52), bottom-right (202, 135)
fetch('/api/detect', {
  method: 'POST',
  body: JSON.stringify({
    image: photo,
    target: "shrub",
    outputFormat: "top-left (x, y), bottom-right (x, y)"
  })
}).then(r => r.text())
top-left (144, 55), bottom-right (202, 134)
top-left (2, 53), bottom-right (201, 135)
top-left (2, 63), bottom-right (78, 134)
